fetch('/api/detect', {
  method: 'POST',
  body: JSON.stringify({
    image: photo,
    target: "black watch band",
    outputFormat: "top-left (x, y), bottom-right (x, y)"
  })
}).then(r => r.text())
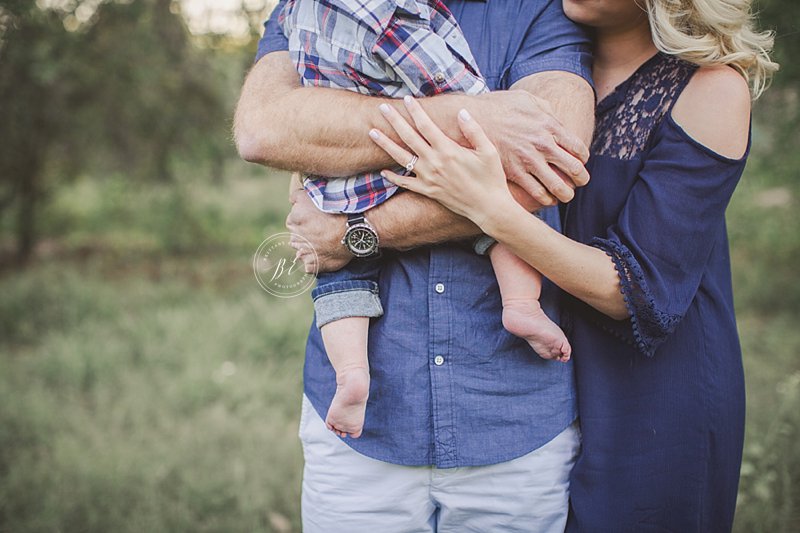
top-left (347, 213), bottom-right (367, 227)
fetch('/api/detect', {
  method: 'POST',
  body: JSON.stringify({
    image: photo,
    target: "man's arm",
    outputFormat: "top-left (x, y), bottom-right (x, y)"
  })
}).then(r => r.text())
top-left (286, 70), bottom-right (594, 272)
top-left (287, 177), bottom-right (537, 273)
top-left (235, 52), bottom-right (588, 203)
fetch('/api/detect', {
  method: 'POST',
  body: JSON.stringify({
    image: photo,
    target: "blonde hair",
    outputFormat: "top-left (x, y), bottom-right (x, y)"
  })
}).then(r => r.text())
top-left (643, 0), bottom-right (779, 99)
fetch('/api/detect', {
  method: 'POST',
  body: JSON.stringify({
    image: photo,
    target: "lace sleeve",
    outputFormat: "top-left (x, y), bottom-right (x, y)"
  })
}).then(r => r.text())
top-left (591, 237), bottom-right (682, 357)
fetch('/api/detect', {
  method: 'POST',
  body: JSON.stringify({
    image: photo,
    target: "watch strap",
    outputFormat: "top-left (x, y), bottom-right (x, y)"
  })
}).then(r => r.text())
top-left (347, 213), bottom-right (367, 227)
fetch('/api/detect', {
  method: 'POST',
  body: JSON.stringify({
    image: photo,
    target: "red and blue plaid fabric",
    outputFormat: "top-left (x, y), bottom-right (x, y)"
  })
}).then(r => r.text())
top-left (280, 0), bottom-right (488, 213)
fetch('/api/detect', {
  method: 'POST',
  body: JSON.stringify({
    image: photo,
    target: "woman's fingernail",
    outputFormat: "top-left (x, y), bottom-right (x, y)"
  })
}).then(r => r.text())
top-left (379, 103), bottom-right (391, 115)
top-left (458, 109), bottom-right (471, 122)
top-left (369, 129), bottom-right (380, 140)
top-left (403, 95), bottom-right (413, 106)
top-left (380, 171), bottom-right (387, 177)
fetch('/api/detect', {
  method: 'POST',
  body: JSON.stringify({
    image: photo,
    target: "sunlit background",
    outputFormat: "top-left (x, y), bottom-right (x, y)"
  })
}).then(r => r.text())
top-left (36, 0), bottom-right (276, 36)
top-left (0, 1), bottom-right (798, 531)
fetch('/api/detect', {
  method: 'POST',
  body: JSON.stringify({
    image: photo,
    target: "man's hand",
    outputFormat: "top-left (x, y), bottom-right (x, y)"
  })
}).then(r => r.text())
top-left (286, 176), bottom-right (351, 273)
top-left (472, 88), bottom-right (591, 207)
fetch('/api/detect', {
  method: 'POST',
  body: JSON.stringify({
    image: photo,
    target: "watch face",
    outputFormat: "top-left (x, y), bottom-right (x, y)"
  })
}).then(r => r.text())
top-left (346, 226), bottom-right (377, 256)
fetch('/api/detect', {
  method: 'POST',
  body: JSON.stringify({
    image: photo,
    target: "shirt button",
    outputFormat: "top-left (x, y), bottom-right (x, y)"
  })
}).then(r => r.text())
top-left (434, 72), bottom-right (446, 84)
top-left (435, 283), bottom-right (445, 294)
top-left (434, 355), bottom-right (445, 366)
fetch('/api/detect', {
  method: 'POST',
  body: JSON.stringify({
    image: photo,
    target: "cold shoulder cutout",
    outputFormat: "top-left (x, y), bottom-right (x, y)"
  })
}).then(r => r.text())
top-left (671, 65), bottom-right (751, 160)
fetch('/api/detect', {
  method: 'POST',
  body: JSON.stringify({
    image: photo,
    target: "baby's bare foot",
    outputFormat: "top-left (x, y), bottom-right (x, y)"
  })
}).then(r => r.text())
top-left (502, 298), bottom-right (571, 362)
top-left (325, 366), bottom-right (370, 438)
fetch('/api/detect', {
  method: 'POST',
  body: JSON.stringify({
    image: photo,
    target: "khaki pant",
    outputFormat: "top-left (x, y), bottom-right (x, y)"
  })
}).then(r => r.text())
top-left (298, 395), bottom-right (580, 533)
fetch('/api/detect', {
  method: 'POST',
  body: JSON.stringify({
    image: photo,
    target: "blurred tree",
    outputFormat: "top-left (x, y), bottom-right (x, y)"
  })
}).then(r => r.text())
top-left (80, 0), bottom-right (230, 183)
top-left (1, 0), bottom-right (792, 266)
top-left (758, 0), bottom-right (799, 86)
top-left (0, 1), bottom-right (82, 262)
top-left (0, 0), bottom-right (230, 263)
top-left (752, 0), bottom-right (800, 182)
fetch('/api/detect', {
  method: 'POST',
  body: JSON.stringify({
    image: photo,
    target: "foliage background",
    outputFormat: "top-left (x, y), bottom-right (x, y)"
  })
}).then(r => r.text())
top-left (0, 0), bottom-right (798, 531)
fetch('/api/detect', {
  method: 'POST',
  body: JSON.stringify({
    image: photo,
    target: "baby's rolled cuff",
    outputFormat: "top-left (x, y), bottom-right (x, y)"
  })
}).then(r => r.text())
top-left (473, 235), bottom-right (498, 256)
top-left (312, 281), bottom-right (384, 328)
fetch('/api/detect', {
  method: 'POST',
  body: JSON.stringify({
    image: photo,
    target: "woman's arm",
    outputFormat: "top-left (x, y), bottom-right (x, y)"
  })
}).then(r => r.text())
top-left (484, 202), bottom-right (628, 319)
top-left (370, 97), bottom-right (627, 318)
top-left (371, 74), bottom-right (751, 324)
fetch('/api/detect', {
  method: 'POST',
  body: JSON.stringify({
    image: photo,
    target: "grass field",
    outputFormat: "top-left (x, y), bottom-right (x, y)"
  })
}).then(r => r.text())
top-left (0, 154), bottom-right (798, 532)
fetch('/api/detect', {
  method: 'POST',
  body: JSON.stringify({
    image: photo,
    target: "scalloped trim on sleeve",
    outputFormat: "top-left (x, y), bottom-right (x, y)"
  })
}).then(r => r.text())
top-left (591, 237), bottom-right (682, 357)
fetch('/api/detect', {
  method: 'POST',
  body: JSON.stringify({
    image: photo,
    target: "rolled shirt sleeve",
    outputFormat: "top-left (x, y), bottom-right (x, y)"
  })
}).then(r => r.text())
top-left (504, 0), bottom-right (593, 89)
top-left (255, 0), bottom-right (290, 63)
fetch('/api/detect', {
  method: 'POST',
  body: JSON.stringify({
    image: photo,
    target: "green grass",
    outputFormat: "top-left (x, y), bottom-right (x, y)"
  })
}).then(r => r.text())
top-left (0, 168), bottom-right (310, 532)
top-left (0, 153), bottom-right (798, 532)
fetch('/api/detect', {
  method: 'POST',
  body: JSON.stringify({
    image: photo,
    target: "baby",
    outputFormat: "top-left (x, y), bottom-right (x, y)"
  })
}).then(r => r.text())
top-left (280, 0), bottom-right (571, 439)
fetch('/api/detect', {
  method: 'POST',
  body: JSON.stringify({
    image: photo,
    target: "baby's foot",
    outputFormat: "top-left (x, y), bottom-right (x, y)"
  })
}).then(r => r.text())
top-left (325, 366), bottom-right (370, 439)
top-left (502, 298), bottom-right (571, 362)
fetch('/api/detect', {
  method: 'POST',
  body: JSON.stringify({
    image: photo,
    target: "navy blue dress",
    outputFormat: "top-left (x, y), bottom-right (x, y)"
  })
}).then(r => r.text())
top-left (563, 53), bottom-right (748, 532)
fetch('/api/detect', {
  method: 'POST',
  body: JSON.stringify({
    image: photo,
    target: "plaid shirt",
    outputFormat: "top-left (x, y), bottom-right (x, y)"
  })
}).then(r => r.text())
top-left (280, 0), bottom-right (488, 213)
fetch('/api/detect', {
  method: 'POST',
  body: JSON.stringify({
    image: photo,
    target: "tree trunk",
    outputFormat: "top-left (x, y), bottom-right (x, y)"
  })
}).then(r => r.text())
top-left (16, 157), bottom-right (40, 266)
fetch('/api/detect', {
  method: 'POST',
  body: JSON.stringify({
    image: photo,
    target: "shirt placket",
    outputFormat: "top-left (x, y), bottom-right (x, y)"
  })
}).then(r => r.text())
top-left (428, 247), bottom-right (458, 467)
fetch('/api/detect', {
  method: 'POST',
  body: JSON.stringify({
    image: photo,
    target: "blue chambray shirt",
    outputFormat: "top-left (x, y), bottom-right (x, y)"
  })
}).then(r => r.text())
top-left (256, 0), bottom-right (593, 468)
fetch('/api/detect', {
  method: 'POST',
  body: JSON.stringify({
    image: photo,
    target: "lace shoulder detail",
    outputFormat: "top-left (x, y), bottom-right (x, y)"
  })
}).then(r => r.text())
top-left (592, 53), bottom-right (698, 160)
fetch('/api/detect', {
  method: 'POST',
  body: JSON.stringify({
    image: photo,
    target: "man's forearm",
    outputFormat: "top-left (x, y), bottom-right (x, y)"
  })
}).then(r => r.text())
top-left (234, 51), bottom-right (391, 175)
top-left (370, 192), bottom-right (479, 250)
top-left (370, 183), bottom-right (541, 250)
top-left (235, 52), bottom-right (489, 177)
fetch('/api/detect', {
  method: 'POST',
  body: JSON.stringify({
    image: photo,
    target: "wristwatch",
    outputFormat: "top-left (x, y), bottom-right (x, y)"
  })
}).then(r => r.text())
top-left (342, 213), bottom-right (380, 258)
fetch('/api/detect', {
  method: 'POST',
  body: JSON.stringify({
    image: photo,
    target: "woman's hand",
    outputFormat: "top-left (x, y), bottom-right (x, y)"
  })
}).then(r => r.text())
top-left (369, 96), bottom-right (517, 230)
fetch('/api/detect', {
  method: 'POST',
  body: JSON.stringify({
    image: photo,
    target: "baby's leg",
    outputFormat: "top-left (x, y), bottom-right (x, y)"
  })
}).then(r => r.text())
top-left (489, 243), bottom-right (571, 362)
top-left (320, 317), bottom-right (371, 438)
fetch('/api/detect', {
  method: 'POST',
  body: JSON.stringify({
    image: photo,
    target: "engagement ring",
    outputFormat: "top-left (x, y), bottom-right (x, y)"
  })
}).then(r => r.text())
top-left (405, 155), bottom-right (418, 173)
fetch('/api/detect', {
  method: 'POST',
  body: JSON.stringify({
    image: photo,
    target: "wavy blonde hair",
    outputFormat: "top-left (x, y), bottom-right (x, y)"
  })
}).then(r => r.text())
top-left (643, 0), bottom-right (779, 99)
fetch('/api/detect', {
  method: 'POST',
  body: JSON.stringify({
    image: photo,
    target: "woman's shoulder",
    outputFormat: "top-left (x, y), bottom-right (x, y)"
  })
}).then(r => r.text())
top-left (671, 65), bottom-right (751, 160)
